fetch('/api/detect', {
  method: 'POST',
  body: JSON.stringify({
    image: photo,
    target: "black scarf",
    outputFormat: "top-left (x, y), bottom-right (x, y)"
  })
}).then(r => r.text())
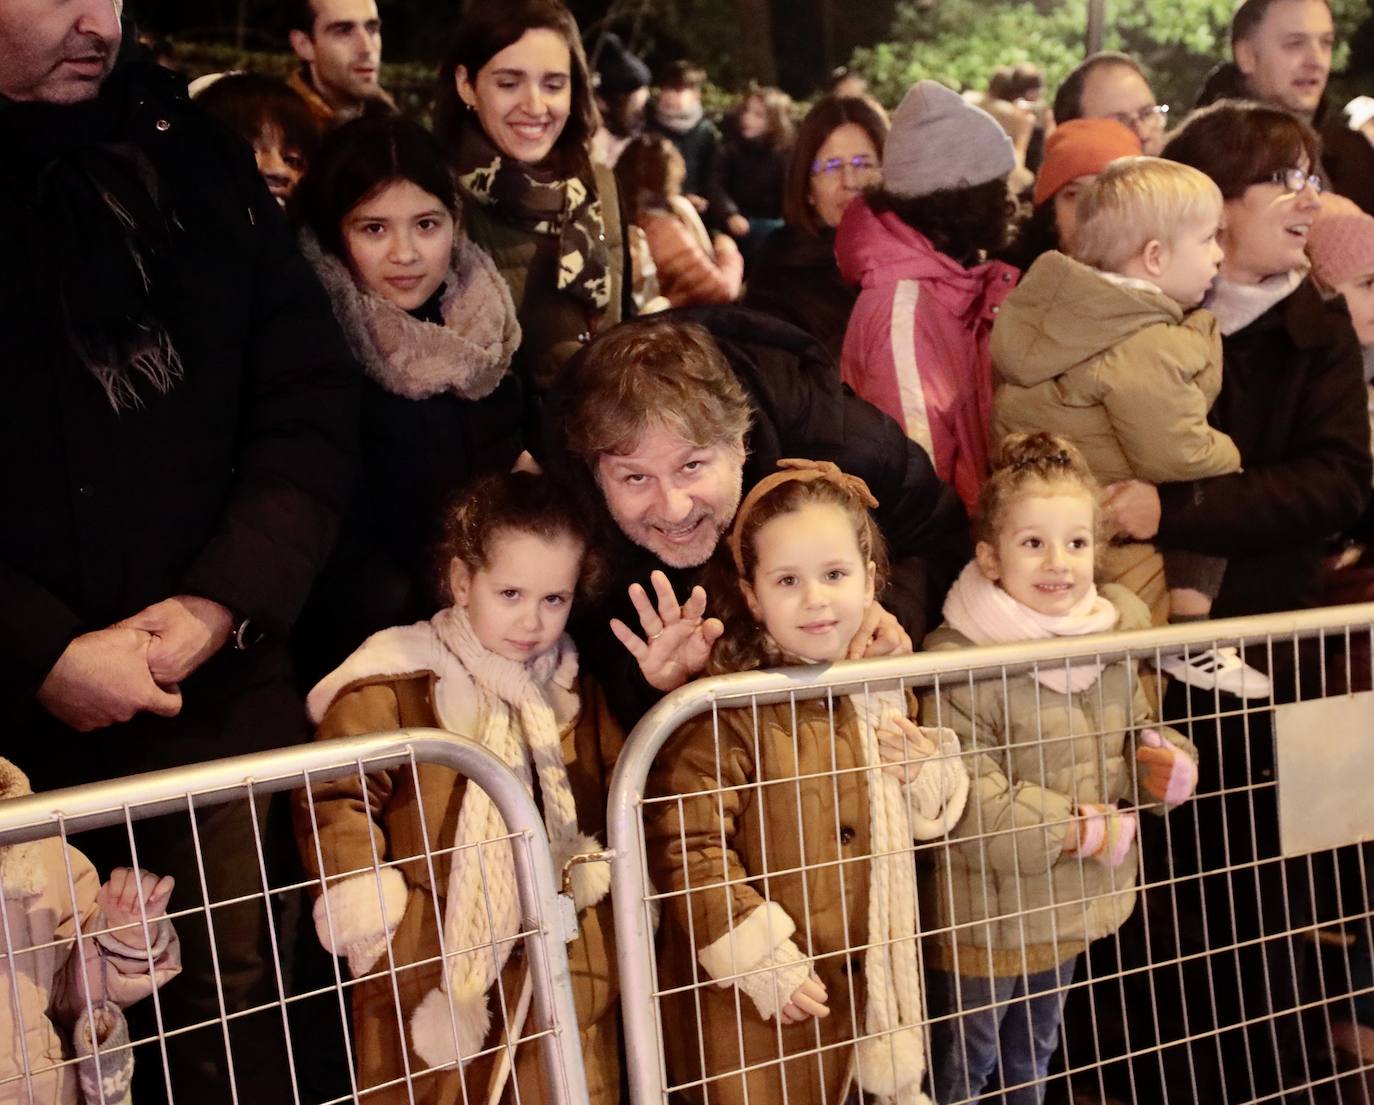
top-left (0, 63), bottom-right (184, 413)
top-left (452, 121), bottom-right (611, 312)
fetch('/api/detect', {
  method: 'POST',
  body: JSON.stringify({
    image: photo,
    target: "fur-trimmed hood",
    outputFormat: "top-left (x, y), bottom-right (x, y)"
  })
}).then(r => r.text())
top-left (300, 229), bottom-right (521, 402)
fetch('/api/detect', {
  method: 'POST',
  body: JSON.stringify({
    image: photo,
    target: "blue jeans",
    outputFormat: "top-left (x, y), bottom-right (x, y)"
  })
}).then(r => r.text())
top-left (926, 957), bottom-right (1077, 1105)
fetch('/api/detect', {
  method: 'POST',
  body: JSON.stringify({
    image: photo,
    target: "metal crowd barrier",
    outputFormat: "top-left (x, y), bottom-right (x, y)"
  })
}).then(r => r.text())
top-left (0, 732), bottom-right (591, 1105)
top-left (609, 603), bottom-right (1374, 1105)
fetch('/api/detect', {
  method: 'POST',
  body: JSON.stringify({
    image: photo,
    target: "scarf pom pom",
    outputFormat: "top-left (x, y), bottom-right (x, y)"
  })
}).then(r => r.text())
top-left (557, 831), bottom-right (611, 911)
top-left (854, 1025), bottom-right (932, 1102)
top-left (410, 979), bottom-right (491, 1070)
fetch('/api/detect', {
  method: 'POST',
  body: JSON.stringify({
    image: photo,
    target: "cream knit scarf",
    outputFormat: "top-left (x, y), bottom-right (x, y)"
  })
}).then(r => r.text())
top-left (844, 691), bottom-right (968, 1105)
top-left (408, 607), bottom-right (609, 1068)
top-left (942, 562), bottom-right (1118, 693)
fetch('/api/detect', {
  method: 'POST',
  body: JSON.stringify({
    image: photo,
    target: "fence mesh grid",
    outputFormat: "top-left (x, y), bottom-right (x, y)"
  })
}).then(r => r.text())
top-left (613, 610), bottom-right (1374, 1105)
top-left (0, 734), bottom-right (590, 1105)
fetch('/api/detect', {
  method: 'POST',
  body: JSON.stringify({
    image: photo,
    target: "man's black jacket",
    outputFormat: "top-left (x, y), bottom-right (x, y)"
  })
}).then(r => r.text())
top-left (544, 306), bottom-right (970, 732)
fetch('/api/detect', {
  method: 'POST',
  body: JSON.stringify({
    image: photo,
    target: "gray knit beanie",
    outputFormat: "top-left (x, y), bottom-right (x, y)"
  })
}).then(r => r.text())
top-left (883, 80), bottom-right (1017, 198)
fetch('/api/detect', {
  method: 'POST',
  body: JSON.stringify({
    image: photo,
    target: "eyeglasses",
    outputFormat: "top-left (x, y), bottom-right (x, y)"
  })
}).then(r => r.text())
top-left (811, 154), bottom-right (880, 177)
top-left (1107, 103), bottom-right (1169, 130)
top-left (1258, 167), bottom-right (1325, 195)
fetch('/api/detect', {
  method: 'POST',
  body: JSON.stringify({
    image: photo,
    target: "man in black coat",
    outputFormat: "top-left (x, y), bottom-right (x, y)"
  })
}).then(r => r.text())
top-left (545, 308), bottom-right (969, 731)
top-left (1195, 0), bottom-right (1374, 215)
top-left (0, 5), bottom-right (357, 1102)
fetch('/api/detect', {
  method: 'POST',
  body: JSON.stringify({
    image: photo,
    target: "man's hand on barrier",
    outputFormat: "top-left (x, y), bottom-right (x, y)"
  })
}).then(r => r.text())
top-left (1102, 479), bottom-right (1161, 541)
top-left (119, 595), bottom-right (234, 687)
top-left (780, 975), bottom-right (830, 1023)
top-left (36, 627), bottom-right (183, 731)
top-left (97, 867), bottom-right (176, 951)
top-left (610, 571), bottom-right (724, 692)
top-left (877, 716), bottom-right (935, 784)
top-left (847, 600), bottom-right (913, 660)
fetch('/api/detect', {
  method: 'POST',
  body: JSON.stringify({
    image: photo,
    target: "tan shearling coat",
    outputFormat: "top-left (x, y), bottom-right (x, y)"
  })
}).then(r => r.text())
top-left (293, 669), bottom-right (622, 1105)
top-left (991, 250), bottom-right (1240, 487)
top-left (918, 585), bottom-right (1196, 977)
top-left (646, 692), bottom-right (934, 1105)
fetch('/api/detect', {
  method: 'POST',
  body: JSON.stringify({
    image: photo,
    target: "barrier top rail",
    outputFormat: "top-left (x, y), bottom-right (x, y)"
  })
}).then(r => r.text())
top-left (0, 730), bottom-right (593, 1105)
top-left (606, 599), bottom-right (1374, 1105)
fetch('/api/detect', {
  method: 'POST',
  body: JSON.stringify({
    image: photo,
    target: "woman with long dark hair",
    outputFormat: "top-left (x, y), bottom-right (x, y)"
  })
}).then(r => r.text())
top-left (290, 115), bottom-right (523, 674)
top-left (435, 0), bottom-right (632, 391)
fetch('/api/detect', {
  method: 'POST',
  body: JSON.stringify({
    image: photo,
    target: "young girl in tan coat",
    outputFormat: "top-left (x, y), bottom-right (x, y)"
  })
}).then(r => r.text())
top-left (646, 460), bottom-right (969, 1105)
top-left (919, 434), bottom-right (1198, 1105)
top-left (295, 472), bottom-right (620, 1105)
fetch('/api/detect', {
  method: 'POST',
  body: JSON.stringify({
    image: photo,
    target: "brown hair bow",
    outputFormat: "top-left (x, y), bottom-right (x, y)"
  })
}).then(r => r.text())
top-left (728, 458), bottom-right (880, 575)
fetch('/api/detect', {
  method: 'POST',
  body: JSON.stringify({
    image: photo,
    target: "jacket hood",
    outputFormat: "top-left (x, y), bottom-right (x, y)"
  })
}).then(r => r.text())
top-left (835, 199), bottom-right (1019, 321)
top-left (1195, 62), bottom-right (1249, 109)
top-left (992, 251), bottom-right (1187, 387)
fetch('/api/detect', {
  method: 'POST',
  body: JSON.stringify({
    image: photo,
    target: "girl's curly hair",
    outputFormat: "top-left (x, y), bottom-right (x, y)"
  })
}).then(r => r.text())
top-left (434, 470), bottom-right (607, 605)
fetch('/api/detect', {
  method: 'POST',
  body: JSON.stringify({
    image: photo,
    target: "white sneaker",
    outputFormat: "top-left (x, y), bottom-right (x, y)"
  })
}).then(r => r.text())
top-left (1154, 646), bottom-right (1272, 699)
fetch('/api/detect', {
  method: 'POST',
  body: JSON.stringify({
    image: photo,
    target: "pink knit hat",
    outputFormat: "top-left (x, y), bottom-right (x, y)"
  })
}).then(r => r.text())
top-left (1033, 118), bottom-right (1142, 207)
top-left (1308, 193), bottom-right (1374, 291)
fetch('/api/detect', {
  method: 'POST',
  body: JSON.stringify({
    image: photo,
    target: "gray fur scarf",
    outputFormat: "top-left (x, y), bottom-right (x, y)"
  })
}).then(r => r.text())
top-left (300, 231), bottom-right (521, 401)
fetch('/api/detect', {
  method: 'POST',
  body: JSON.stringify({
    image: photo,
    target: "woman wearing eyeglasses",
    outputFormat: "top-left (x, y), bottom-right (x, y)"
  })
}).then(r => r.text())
top-left (1080, 99), bottom-right (1371, 1105)
top-left (742, 95), bottom-right (887, 362)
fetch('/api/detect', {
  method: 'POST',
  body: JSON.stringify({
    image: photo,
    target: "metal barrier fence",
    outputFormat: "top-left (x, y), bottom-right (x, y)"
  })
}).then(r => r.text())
top-left (609, 602), bottom-right (1374, 1105)
top-left (0, 732), bottom-right (591, 1105)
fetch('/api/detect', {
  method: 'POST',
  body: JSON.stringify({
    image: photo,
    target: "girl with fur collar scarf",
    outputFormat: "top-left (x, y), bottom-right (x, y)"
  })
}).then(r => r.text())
top-left (294, 471), bottom-right (622, 1105)
top-left (0, 758), bottom-right (180, 1105)
top-left (291, 115), bottom-right (525, 674)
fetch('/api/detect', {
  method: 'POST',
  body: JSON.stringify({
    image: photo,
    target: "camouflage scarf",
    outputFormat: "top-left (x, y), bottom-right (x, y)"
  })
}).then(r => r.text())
top-left (453, 122), bottom-right (611, 312)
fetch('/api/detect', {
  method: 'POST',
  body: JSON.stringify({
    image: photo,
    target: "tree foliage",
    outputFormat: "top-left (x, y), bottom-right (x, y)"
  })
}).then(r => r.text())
top-left (851, 0), bottom-right (1368, 113)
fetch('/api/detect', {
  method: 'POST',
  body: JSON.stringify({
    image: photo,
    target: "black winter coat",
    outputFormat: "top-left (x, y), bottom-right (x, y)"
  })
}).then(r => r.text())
top-left (0, 63), bottom-right (358, 768)
top-left (744, 225), bottom-right (858, 365)
top-left (1157, 280), bottom-right (1370, 616)
top-left (717, 134), bottom-right (789, 220)
top-left (545, 306), bottom-right (971, 731)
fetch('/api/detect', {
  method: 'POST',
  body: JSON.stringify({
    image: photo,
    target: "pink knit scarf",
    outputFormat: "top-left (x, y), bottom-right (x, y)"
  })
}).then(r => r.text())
top-left (941, 562), bottom-right (1118, 693)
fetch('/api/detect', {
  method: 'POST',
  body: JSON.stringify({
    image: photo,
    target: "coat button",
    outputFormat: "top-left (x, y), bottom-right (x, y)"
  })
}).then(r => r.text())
top-left (839, 826), bottom-right (856, 845)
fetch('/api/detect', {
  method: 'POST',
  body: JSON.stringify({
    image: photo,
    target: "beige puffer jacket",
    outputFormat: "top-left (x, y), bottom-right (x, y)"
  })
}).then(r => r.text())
top-left (918, 585), bottom-right (1196, 976)
top-left (0, 760), bottom-right (181, 1105)
top-left (991, 250), bottom-right (1240, 485)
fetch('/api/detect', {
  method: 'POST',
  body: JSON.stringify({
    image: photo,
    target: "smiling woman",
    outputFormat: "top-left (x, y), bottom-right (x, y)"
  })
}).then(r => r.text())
top-left (435, 0), bottom-right (631, 392)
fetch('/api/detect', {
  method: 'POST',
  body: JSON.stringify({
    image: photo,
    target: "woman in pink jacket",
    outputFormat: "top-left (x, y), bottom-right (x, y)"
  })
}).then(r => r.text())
top-left (838, 80), bottom-right (1020, 519)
